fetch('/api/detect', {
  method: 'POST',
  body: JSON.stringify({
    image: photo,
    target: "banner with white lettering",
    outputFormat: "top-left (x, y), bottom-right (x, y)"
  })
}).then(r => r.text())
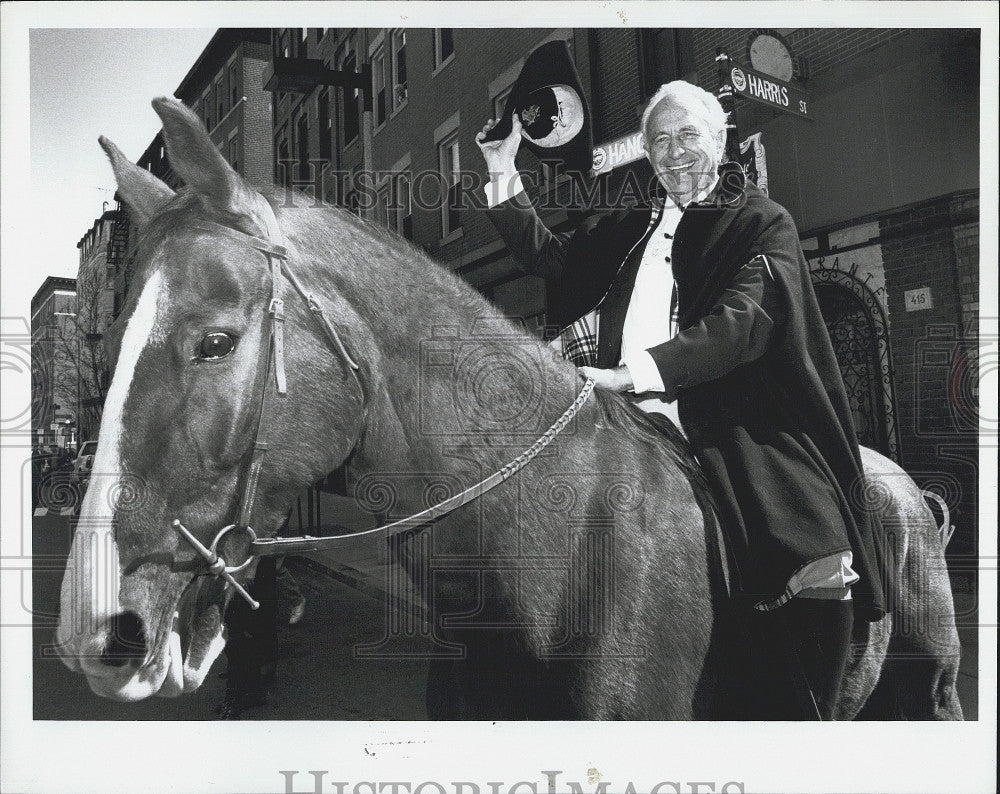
top-left (592, 130), bottom-right (644, 175)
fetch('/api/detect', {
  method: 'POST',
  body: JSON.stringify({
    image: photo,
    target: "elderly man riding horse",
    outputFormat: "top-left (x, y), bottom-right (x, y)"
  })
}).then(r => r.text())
top-left (477, 79), bottom-right (886, 719)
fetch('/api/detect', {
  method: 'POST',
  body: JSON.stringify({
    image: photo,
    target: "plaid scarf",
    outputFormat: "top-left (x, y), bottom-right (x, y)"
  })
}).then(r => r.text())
top-left (552, 308), bottom-right (599, 367)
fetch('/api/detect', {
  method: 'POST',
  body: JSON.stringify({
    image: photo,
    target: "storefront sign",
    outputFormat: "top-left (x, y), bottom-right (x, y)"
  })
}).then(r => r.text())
top-left (592, 130), bottom-right (645, 174)
top-left (730, 64), bottom-right (812, 120)
top-left (904, 287), bottom-right (934, 311)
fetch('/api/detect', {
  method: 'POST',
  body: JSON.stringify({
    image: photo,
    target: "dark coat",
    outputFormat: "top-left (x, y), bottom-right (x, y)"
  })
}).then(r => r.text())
top-left (488, 164), bottom-right (886, 621)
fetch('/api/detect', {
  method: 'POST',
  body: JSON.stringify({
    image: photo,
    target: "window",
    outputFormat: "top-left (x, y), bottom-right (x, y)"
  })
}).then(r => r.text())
top-left (277, 133), bottom-right (290, 186)
top-left (376, 184), bottom-right (391, 227)
top-left (203, 95), bottom-right (213, 130)
top-left (318, 89), bottom-right (332, 161)
top-left (229, 63), bottom-right (239, 106)
top-left (278, 30), bottom-right (290, 58)
top-left (229, 137), bottom-right (239, 172)
top-left (297, 27), bottom-right (308, 57)
top-left (639, 29), bottom-right (681, 102)
top-left (347, 167), bottom-right (362, 215)
top-left (372, 46), bottom-right (387, 127)
top-left (342, 49), bottom-right (360, 145)
top-left (395, 170), bottom-right (413, 239)
top-left (433, 29), bottom-right (454, 69)
top-left (391, 30), bottom-right (407, 109)
top-left (216, 78), bottom-right (225, 122)
top-left (296, 114), bottom-right (310, 180)
top-left (438, 133), bottom-right (461, 237)
top-left (493, 85), bottom-right (513, 121)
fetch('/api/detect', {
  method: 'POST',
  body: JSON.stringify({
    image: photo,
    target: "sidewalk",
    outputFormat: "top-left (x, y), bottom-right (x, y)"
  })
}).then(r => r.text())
top-left (286, 490), bottom-right (426, 613)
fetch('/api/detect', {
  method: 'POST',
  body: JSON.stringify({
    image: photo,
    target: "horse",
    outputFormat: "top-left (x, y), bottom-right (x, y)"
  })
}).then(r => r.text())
top-left (55, 97), bottom-right (963, 719)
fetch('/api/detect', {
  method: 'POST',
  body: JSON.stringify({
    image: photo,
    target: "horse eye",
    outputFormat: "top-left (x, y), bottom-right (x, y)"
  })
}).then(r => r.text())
top-left (197, 331), bottom-right (236, 360)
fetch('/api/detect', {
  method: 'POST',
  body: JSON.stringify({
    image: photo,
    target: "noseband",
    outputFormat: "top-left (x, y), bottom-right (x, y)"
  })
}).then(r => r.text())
top-left (173, 217), bottom-right (595, 609)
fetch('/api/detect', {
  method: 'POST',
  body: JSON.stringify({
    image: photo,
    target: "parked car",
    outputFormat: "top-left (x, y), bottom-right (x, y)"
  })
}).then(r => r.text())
top-left (72, 441), bottom-right (97, 485)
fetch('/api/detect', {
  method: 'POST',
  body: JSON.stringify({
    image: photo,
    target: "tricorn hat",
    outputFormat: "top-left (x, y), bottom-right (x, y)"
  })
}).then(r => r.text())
top-left (483, 40), bottom-right (593, 174)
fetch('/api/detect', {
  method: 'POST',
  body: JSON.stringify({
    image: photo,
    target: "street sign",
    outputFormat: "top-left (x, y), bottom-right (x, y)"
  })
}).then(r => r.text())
top-left (729, 64), bottom-right (812, 120)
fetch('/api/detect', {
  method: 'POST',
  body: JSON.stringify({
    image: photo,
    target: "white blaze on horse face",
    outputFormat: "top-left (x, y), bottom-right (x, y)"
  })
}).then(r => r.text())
top-left (57, 269), bottom-right (168, 665)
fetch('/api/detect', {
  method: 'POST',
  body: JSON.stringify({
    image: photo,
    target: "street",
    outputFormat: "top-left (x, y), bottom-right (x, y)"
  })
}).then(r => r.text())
top-left (32, 513), bottom-right (431, 720)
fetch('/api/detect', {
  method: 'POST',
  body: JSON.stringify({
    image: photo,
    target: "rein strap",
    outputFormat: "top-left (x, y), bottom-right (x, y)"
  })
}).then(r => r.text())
top-left (249, 376), bottom-right (596, 556)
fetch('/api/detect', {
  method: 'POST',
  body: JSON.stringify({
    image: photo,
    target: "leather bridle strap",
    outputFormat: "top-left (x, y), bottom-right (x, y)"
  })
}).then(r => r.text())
top-left (188, 222), bottom-right (290, 531)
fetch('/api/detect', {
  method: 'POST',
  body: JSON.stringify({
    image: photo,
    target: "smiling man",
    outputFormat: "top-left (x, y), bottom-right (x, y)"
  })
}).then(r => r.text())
top-left (478, 79), bottom-right (886, 719)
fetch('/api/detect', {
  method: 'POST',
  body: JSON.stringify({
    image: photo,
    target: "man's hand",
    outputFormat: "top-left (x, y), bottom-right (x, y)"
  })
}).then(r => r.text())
top-left (579, 365), bottom-right (633, 392)
top-left (476, 114), bottom-right (523, 174)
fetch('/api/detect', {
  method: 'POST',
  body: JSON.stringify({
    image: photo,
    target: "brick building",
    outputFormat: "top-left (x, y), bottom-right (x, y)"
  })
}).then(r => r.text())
top-left (73, 208), bottom-right (119, 442)
top-left (30, 276), bottom-right (79, 449)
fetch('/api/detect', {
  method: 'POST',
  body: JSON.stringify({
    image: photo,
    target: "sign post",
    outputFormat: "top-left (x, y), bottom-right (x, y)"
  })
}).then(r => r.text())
top-left (715, 48), bottom-right (742, 162)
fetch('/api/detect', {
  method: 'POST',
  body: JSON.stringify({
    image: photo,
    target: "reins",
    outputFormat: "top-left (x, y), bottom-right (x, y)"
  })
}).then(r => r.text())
top-left (173, 217), bottom-right (595, 609)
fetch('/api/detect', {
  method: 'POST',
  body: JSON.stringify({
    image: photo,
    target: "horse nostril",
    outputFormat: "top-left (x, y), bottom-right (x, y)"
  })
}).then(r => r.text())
top-left (100, 611), bottom-right (147, 667)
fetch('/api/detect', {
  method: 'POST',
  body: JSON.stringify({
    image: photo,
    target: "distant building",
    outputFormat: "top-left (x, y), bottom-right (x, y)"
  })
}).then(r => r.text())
top-left (30, 276), bottom-right (79, 449)
top-left (73, 208), bottom-right (119, 442)
top-left (112, 28), bottom-right (275, 315)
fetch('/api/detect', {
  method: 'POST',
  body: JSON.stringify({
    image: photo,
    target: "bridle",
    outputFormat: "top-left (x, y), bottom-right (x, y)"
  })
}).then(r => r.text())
top-left (172, 218), bottom-right (595, 609)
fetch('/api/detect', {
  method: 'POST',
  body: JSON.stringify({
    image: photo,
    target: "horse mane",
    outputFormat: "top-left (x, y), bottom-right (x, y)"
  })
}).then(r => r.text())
top-left (591, 388), bottom-right (709, 491)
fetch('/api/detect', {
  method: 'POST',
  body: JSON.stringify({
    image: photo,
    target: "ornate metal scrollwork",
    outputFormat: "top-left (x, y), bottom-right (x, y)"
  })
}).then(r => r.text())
top-left (812, 268), bottom-right (901, 462)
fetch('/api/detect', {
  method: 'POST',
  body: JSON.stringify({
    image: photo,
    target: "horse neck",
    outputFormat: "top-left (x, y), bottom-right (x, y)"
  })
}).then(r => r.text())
top-left (283, 207), bottom-right (587, 491)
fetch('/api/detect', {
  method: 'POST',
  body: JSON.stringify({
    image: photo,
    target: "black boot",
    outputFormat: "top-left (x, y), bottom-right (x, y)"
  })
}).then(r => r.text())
top-left (742, 598), bottom-right (853, 720)
top-left (780, 598), bottom-right (854, 720)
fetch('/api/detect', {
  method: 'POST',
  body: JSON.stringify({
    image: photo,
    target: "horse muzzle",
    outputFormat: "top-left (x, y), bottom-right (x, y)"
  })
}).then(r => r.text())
top-left (55, 577), bottom-right (227, 701)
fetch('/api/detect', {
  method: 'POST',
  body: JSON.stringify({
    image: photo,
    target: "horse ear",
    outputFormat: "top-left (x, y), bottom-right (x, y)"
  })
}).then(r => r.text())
top-left (152, 96), bottom-right (253, 213)
top-left (98, 136), bottom-right (176, 225)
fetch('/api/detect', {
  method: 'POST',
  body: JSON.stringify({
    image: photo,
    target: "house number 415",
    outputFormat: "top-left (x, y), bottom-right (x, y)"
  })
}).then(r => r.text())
top-left (904, 287), bottom-right (933, 311)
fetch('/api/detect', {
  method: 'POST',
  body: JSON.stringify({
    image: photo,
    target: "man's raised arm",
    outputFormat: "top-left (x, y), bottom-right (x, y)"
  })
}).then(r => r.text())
top-left (476, 114), bottom-right (573, 281)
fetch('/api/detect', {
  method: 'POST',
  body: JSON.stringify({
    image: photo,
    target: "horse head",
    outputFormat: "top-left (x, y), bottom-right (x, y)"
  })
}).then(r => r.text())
top-left (56, 97), bottom-right (366, 700)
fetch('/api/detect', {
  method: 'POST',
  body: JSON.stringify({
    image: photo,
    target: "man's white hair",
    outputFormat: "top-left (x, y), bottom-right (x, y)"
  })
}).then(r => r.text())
top-left (641, 80), bottom-right (729, 142)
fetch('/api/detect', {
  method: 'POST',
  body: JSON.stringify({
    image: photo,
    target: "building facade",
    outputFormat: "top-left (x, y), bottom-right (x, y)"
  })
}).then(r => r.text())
top-left (30, 277), bottom-right (79, 449)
